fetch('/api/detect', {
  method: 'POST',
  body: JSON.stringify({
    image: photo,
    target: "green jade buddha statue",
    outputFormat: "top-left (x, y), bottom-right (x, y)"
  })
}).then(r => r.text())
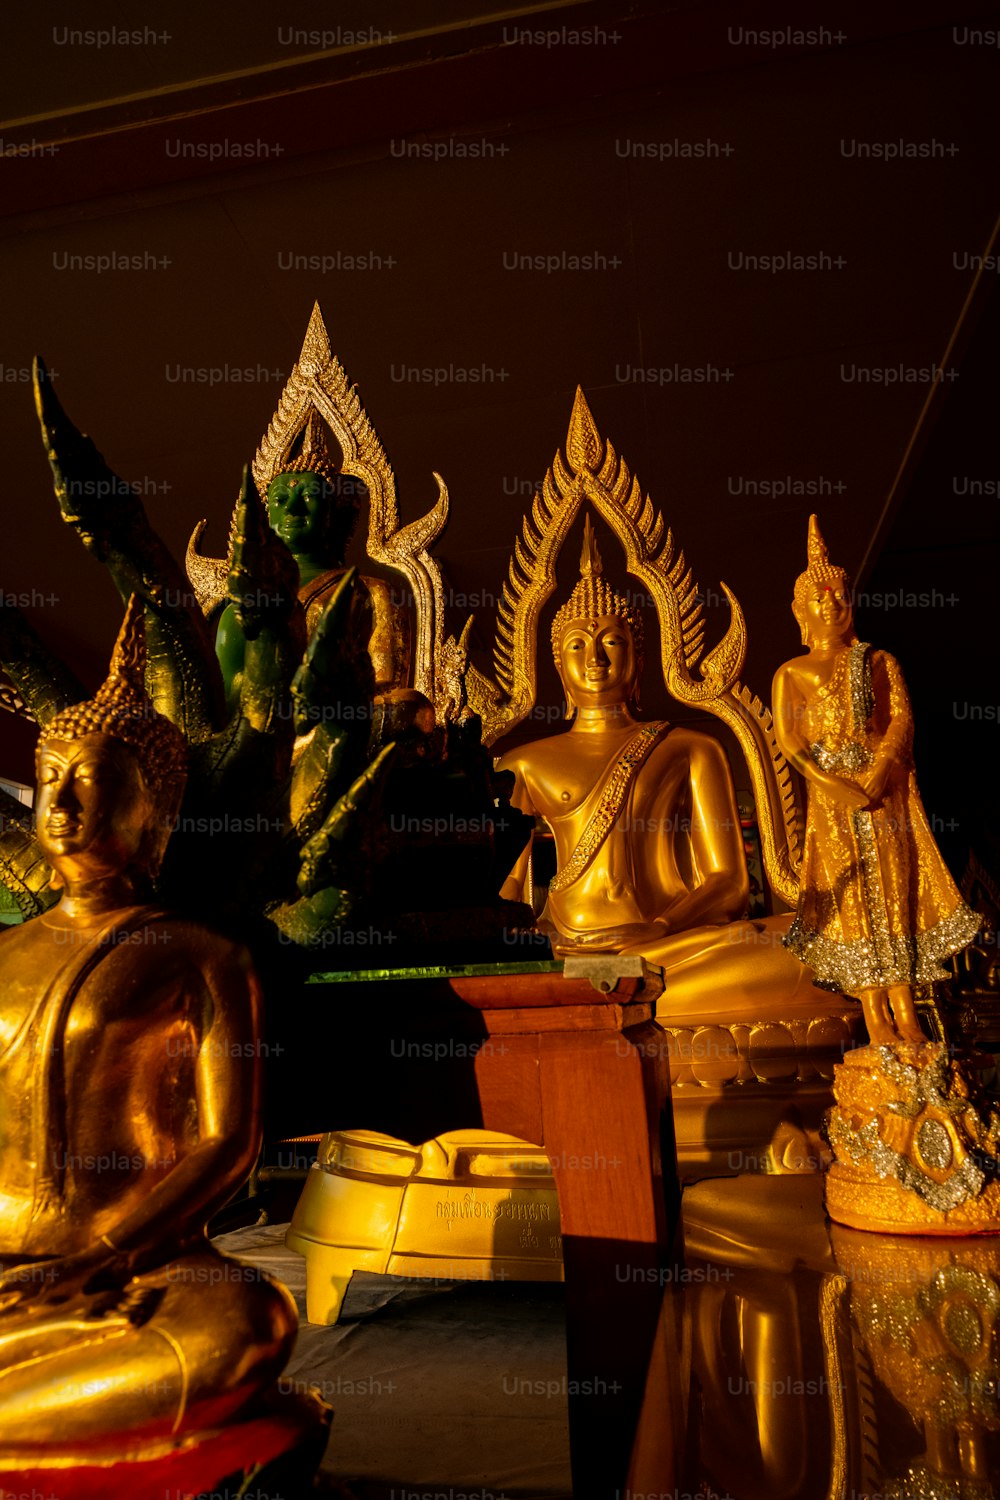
top-left (214, 412), bottom-right (407, 707)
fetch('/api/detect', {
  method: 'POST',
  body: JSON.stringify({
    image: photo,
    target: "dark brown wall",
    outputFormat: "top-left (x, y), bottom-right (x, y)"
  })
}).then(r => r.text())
top-left (2, 0), bottom-right (998, 865)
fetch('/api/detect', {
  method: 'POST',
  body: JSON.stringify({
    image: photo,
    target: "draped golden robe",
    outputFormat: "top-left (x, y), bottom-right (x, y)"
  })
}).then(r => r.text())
top-left (784, 642), bottom-right (978, 995)
top-left (0, 908), bottom-right (295, 1444)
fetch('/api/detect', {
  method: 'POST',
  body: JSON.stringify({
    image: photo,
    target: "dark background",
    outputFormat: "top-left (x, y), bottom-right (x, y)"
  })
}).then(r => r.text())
top-left (2, 0), bottom-right (998, 879)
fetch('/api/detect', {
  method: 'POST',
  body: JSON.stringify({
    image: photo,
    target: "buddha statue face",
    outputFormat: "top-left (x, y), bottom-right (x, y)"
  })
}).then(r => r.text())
top-left (557, 614), bottom-right (641, 712)
top-left (792, 515), bottom-right (855, 649)
top-left (793, 578), bottom-right (853, 648)
top-left (36, 733), bottom-right (157, 886)
top-left (266, 471), bottom-right (333, 557)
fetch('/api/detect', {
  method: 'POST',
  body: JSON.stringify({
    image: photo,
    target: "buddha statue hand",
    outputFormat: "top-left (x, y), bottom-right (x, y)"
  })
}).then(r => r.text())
top-left (0, 1242), bottom-right (134, 1313)
top-left (227, 469), bottom-right (301, 641)
top-left (814, 768), bottom-right (869, 809)
top-left (856, 754), bottom-right (896, 807)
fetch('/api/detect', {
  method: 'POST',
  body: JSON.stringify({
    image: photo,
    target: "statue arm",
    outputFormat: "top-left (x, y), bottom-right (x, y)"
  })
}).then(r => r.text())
top-left (96, 948), bottom-right (263, 1269)
top-left (856, 651), bottom-right (913, 804)
top-left (658, 734), bottom-right (749, 931)
top-left (3, 943), bottom-right (264, 1300)
top-left (771, 662), bottom-right (867, 808)
top-left (498, 755), bottom-right (536, 902)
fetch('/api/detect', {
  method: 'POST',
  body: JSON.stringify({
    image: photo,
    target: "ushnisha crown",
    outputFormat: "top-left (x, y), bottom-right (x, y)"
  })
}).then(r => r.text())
top-left (261, 409), bottom-right (341, 498)
top-left (551, 516), bottom-right (644, 669)
top-left (39, 596), bottom-right (187, 869)
top-left (793, 513), bottom-right (851, 613)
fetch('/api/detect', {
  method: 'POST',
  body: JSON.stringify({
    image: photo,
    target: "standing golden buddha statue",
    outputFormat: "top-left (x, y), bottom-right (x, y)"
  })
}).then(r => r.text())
top-left (772, 514), bottom-right (979, 1044)
top-left (0, 599), bottom-right (321, 1488)
top-left (772, 516), bottom-right (996, 1234)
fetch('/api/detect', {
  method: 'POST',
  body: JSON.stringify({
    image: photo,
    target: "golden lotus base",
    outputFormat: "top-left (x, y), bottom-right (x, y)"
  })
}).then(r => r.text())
top-left (659, 998), bottom-right (863, 1178)
top-left (825, 1160), bottom-right (1000, 1236)
top-left (287, 1128), bottom-right (563, 1325)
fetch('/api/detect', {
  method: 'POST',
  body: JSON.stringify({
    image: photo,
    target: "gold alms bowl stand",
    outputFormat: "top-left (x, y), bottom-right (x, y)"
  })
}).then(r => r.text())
top-left (287, 1129), bottom-right (563, 1324)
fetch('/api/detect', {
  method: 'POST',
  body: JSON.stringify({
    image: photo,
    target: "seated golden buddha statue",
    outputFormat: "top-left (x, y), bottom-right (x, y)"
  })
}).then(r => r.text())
top-left (0, 599), bottom-right (300, 1463)
top-left (498, 520), bottom-right (820, 1016)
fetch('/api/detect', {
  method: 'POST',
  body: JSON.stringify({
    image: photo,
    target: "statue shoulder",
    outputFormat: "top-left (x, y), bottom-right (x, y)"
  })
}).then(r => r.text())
top-left (359, 573), bottom-right (393, 605)
top-left (151, 914), bottom-right (256, 970)
top-left (772, 653), bottom-right (809, 694)
top-left (867, 645), bottom-right (901, 674)
top-left (663, 724), bottom-right (727, 763)
top-left (496, 732), bottom-right (559, 775)
top-left (96, 912), bottom-right (259, 996)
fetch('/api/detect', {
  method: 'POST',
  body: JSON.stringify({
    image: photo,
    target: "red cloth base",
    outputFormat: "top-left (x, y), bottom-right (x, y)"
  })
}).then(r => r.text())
top-left (0, 1390), bottom-right (330, 1499)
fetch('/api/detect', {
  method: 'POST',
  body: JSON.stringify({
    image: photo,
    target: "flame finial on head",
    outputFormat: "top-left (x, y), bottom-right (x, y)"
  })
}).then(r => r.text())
top-left (550, 515), bottom-right (644, 667)
top-left (264, 409), bottom-right (341, 498)
top-left (793, 513), bottom-right (851, 613)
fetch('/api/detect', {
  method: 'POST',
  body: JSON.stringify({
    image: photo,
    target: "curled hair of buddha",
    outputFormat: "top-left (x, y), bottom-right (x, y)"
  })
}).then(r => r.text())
top-left (793, 514), bottom-right (851, 614)
top-left (38, 595), bottom-right (187, 877)
top-left (266, 411), bottom-right (360, 552)
top-left (551, 516), bottom-right (644, 669)
top-left (270, 410), bottom-right (341, 494)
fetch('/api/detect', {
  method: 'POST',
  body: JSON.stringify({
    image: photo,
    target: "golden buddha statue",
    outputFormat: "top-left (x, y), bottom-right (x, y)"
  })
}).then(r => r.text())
top-left (771, 515), bottom-right (979, 1046)
top-left (448, 389), bottom-right (861, 1173)
top-left (0, 599), bottom-right (306, 1474)
top-left (772, 517), bottom-right (997, 1234)
top-left (498, 519), bottom-right (821, 1013)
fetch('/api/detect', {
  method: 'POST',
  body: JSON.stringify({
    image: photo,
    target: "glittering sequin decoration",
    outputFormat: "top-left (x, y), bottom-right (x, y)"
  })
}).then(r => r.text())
top-left (548, 721), bottom-right (669, 893)
top-left (783, 642), bottom-right (979, 996)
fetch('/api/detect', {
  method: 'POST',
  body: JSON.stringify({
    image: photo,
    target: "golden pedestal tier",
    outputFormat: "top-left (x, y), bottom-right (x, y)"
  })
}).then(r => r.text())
top-left (657, 994), bottom-right (864, 1177)
top-left (286, 1128), bottom-right (563, 1324)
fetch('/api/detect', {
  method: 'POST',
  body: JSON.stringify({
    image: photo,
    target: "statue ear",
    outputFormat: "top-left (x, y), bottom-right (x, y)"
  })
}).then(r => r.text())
top-left (631, 651), bottom-right (644, 715)
top-left (792, 600), bottom-right (808, 647)
top-left (555, 661), bottom-right (576, 720)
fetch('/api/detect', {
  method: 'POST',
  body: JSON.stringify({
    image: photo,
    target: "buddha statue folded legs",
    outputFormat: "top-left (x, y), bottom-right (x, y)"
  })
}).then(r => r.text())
top-left (0, 1246), bottom-right (294, 1444)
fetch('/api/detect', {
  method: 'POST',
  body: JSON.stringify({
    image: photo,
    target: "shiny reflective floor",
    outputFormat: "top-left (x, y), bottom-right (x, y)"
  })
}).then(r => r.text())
top-left (685, 1175), bottom-right (999, 1500)
top-left (222, 1173), bottom-right (1000, 1498)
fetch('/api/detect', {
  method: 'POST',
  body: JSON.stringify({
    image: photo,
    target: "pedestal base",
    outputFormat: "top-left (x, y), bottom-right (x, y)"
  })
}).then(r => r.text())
top-left (0, 1391), bottom-right (331, 1499)
top-left (658, 999), bottom-right (863, 1178)
top-left (825, 1042), bottom-right (1000, 1235)
top-left (825, 1160), bottom-right (1000, 1236)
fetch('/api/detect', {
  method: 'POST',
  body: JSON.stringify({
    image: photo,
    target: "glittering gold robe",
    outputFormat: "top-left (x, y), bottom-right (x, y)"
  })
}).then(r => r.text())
top-left (785, 642), bottom-right (978, 995)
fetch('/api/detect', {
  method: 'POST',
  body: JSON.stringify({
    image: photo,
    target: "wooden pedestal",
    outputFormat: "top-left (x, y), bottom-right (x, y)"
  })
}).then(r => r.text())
top-left (274, 965), bottom-right (684, 1498)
